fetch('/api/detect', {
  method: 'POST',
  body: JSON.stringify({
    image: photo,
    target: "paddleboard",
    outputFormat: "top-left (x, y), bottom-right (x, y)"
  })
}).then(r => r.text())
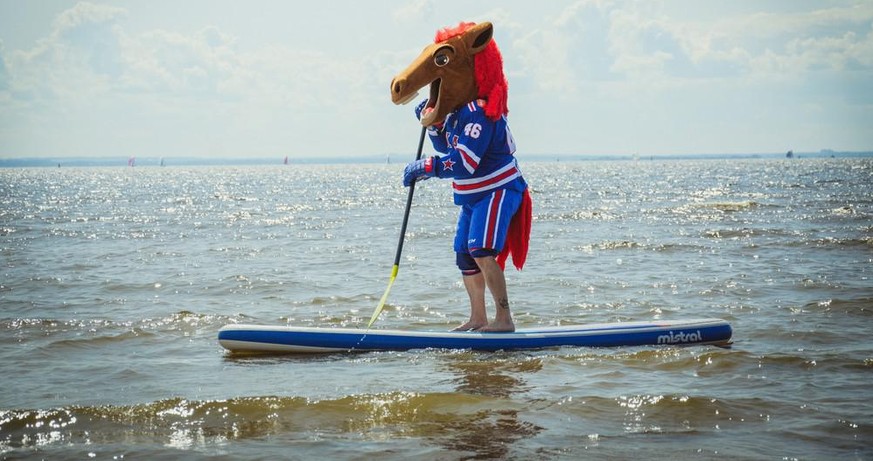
top-left (218, 318), bottom-right (732, 353)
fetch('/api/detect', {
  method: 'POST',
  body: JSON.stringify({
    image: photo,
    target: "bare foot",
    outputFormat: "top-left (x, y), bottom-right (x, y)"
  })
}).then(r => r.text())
top-left (452, 320), bottom-right (487, 332)
top-left (478, 320), bottom-right (515, 333)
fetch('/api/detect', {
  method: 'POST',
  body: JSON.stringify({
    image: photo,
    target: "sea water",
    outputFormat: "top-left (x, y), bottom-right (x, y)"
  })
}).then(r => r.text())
top-left (1, 158), bottom-right (871, 459)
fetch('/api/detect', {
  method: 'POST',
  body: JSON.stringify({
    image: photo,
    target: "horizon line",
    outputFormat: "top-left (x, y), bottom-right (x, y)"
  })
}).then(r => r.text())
top-left (2, 150), bottom-right (871, 168)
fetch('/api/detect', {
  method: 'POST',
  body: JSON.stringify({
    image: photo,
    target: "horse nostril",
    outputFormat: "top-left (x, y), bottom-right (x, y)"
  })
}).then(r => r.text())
top-left (392, 79), bottom-right (403, 95)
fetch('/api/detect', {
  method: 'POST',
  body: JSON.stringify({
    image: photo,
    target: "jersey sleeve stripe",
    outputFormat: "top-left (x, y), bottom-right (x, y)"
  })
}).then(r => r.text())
top-left (455, 144), bottom-right (480, 173)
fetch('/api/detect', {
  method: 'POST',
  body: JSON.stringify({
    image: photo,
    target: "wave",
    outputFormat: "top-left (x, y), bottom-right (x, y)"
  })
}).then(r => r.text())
top-left (0, 311), bottom-right (237, 350)
top-left (701, 226), bottom-right (798, 239)
top-left (698, 230), bottom-right (872, 249)
top-left (42, 329), bottom-right (157, 351)
top-left (10, 389), bottom-right (862, 458)
top-left (572, 240), bottom-right (712, 253)
top-left (797, 297), bottom-right (873, 317)
top-left (537, 210), bottom-right (616, 222)
top-left (676, 200), bottom-right (766, 214)
top-left (802, 236), bottom-right (873, 249)
top-left (703, 201), bottom-right (762, 212)
top-left (545, 345), bottom-right (873, 382)
top-left (0, 392), bottom-right (536, 453)
top-left (574, 240), bottom-right (642, 252)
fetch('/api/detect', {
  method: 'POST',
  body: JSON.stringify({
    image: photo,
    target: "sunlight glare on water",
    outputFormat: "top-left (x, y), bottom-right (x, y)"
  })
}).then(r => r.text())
top-left (1, 158), bottom-right (871, 459)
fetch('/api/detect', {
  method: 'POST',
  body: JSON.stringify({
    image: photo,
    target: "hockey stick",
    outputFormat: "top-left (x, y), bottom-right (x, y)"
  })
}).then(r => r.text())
top-left (367, 126), bottom-right (428, 328)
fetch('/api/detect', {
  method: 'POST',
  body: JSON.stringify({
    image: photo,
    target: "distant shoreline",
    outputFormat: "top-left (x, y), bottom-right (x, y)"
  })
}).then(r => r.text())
top-left (1, 151), bottom-right (871, 168)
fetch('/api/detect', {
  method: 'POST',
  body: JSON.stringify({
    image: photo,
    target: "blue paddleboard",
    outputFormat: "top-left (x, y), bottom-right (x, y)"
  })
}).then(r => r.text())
top-left (218, 318), bottom-right (732, 353)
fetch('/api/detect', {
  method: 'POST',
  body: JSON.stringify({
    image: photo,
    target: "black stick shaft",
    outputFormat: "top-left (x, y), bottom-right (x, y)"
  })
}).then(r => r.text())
top-left (392, 126), bottom-right (428, 267)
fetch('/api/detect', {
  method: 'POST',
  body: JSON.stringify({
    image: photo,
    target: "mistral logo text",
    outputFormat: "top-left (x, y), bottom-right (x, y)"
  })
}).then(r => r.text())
top-left (657, 330), bottom-right (703, 344)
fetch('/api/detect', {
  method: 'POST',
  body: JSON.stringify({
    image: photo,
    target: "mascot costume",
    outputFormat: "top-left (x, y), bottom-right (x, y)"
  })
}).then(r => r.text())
top-left (390, 22), bottom-right (532, 332)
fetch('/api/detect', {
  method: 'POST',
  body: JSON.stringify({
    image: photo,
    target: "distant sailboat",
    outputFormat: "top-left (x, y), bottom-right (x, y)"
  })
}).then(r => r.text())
top-left (160, 157), bottom-right (165, 167)
top-left (283, 155), bottom-right (289, 165)
top-left (128, 156), bottom-right (136, 167)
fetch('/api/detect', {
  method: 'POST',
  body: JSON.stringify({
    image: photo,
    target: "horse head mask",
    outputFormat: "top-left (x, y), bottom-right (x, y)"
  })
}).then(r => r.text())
top-left (390, 21), bottom-right (508, 127)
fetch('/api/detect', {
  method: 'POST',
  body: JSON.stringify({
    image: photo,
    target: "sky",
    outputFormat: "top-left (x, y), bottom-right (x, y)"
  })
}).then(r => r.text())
top-left (0, 0), bottom-right (871, 159)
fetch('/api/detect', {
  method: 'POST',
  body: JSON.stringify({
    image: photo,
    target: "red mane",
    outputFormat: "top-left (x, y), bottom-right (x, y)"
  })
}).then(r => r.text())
top-left (435, 22), bottom-right (509, 121)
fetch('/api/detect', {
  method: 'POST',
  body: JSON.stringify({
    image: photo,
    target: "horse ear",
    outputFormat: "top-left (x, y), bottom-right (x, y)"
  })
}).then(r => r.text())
top-left (465, 22), bottom-right (493, 55)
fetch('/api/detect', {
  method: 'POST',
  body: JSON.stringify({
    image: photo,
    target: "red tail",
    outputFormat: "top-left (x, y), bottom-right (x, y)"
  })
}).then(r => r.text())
top-left (497, 188), bottom-right (532, 271)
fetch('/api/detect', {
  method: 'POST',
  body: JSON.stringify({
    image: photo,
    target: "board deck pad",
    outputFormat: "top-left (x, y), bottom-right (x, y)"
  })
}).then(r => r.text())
top-left (218, 318), bottom-right (732, 353)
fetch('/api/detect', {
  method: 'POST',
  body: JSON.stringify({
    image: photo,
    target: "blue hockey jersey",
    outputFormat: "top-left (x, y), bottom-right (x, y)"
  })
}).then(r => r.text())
top-left (427, 101), bottom-right (527, 205)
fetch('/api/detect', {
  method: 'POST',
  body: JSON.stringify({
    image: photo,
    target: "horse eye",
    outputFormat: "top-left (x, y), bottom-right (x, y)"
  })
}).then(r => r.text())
top-left (434, 53), bottom-right (450, 67)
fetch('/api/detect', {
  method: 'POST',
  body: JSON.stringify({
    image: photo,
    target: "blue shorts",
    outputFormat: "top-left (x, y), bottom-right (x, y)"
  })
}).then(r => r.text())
top-left (453, 188), bottom-right (523, 257)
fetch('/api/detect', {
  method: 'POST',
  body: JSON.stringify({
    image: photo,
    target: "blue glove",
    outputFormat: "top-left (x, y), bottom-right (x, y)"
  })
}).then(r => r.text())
top-left (403, 156), bottom-right (437, 187)
top-left (414, 99), bottom-right (428, 120)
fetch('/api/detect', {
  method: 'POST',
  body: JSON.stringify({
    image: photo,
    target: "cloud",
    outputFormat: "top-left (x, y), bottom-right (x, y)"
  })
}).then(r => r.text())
top-left (1, 1), bottom-right (870, 157)
top-left (510, 2), bottom-right (611, 94)
top-left (119, 26), bottom-right (241, 97)
top-left (509, 0), bottom-right (873, 91)
top-left (2, 2), bottom-right (382, 117)
top-left (5, 1), bottom-right (393, 102)
top-left (668, 3), bottom-right (873, 79)
top-left (0, 3), bottom-right (416, 155)
top-left (499, 0), bottom-right (873, 154)
top-left (392, 0), bottom-right (434, 24)
top-left (52, 1), bottom-right (126, 32)
top-left (3, 2), bottom-right (127, 103)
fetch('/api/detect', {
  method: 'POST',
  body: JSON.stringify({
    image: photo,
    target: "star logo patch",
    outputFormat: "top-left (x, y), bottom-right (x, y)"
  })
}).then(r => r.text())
top-left (442, 158), bottom-right (455, 171)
